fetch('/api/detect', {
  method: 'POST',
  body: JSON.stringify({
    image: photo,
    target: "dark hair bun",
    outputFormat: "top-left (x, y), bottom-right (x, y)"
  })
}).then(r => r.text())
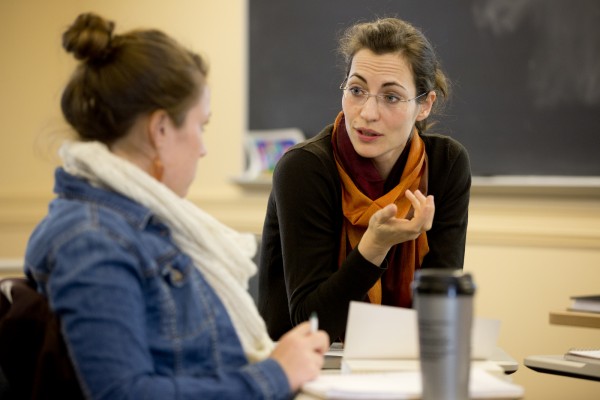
top-left (62, 13), bottom-right (115, 62)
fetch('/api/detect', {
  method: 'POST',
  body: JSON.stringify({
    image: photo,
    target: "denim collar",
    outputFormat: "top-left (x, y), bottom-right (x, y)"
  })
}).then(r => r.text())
top-left (54, 167), bottom-right (156, 230)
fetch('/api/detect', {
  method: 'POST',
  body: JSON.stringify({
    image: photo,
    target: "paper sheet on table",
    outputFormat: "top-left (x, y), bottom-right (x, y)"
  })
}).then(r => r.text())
top-left (343, 301), bottom-right (501, 360)
top-left (302, 368), bottom-right (524, 399)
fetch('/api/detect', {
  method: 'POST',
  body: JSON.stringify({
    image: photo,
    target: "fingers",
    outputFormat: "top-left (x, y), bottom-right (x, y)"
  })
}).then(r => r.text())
top-left (374, 191), bottom-right (434, 228)
top-left (405, 189), bottom-right (433, 211)
top-left (312, 330), bottom-right (330, 354)
top-left (406, 190), bottom-right (434, 226)
top-left (271, 322), bottom-right (330, 391)
top-left (292, 321), bottom-right (330, 354)
top-left (372, 203), bottom-right (397, 225)
top-left (360, 191), bottom-right (435, 264)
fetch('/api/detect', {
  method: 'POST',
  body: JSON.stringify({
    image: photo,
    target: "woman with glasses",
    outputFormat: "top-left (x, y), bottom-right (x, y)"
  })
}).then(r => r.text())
top-left (258, 17), bottom-right (471, 341)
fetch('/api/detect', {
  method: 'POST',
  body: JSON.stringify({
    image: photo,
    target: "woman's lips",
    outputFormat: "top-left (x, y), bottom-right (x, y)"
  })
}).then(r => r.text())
top-left (356, 127), bottom-right (382, 142)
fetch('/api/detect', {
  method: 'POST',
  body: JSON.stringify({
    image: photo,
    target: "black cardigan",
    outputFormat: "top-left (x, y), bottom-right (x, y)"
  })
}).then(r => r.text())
top-left (258, 125), bottom-right (471, 341)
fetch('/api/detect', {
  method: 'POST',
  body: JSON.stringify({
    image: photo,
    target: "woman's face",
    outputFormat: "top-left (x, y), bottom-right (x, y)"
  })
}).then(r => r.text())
top-left (161, 86), bottom-right (211, 197)
top-left (342, 49), bottom-right (435, 178)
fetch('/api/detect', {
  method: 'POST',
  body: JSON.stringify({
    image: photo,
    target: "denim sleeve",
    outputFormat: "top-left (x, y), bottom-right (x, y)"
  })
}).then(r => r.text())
top-left (176, 358), bottom-right (291, 400)
top-left (46, 230), bottom-right (292, 400)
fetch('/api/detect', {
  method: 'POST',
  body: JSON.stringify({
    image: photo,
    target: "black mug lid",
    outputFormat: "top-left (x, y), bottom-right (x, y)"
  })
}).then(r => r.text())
top-left (412, 269), bottom-right (475, 295)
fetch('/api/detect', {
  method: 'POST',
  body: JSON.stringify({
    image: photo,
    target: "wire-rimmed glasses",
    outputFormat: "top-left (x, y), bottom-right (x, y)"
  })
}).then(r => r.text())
top-left (340, 80), bottom-right (427, 110)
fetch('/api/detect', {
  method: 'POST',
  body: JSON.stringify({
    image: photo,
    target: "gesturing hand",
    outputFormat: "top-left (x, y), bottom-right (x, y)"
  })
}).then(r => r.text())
top-left (358, 190), bottom-right (435, 266)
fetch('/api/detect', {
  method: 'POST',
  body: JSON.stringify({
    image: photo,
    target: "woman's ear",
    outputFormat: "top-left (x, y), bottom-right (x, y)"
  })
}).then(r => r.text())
top-left (416, 91), bottom-right (437, 122)
top-left (146, 110), bottom-right (170, 181)
top-left (148, 109), bottom-right (170, 150)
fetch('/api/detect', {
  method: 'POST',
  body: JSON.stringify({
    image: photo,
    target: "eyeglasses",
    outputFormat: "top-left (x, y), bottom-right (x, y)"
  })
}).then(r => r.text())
top-left (340, 80), bottom-right (427, 110)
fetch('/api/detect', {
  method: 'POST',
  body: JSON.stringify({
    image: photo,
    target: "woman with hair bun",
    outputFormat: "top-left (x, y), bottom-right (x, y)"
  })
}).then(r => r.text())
top-left (24, 12), bottom-right (328, 399)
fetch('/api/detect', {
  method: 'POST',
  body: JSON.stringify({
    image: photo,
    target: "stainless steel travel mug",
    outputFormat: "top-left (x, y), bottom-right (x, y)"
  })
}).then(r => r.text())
top-left (412, 269), bottom-right (476, 400)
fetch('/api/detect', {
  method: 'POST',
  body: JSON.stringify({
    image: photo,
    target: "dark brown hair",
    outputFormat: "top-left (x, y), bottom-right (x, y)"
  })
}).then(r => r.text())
top-left (61, 13), bottom-right (209, 143)
top-left (339, 18), bottom-right (449, 133)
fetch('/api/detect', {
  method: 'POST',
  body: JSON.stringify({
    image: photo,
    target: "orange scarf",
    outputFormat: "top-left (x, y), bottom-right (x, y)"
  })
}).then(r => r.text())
top-left (332, 112), bottom-right (429, 307)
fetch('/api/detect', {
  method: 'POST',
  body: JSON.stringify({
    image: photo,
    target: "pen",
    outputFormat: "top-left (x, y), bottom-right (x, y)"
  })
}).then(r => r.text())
top-left (310, 311), bottom-right (318, 333)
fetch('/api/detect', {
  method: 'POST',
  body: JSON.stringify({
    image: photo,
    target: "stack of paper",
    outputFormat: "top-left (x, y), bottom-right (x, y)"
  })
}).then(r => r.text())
top-left (302, 368), bottom-right (524, 399)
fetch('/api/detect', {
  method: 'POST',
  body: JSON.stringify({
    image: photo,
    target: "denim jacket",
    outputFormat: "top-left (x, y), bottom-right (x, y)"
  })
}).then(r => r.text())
top-left (25, 168), bottom-right (291, 400)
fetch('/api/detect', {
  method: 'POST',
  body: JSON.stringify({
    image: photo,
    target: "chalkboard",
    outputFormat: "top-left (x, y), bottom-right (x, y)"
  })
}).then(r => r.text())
top-left (249, 0), bottom-right (600, 177)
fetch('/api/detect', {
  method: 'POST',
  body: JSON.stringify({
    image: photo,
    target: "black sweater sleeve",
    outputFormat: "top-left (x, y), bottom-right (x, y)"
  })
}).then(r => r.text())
top-left (258, 134), bottom-right (385, 341)
top-left (421, 134), bottom-right (471, 269)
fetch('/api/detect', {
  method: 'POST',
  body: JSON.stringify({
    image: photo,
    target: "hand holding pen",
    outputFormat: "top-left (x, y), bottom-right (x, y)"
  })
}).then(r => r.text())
top-left (270, 311), bottom-right (330, 391)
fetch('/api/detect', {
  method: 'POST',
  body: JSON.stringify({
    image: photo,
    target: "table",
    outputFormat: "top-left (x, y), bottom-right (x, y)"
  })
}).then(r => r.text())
top-left (549, 310), bottom-right (600, 329)
top-left (524, 310), bottom-right (600, 381)
top-left (524, 354), bottom-right (600, 382)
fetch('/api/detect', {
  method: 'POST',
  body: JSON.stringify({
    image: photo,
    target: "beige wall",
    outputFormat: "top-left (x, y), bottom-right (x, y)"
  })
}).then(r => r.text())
top-left (2, 1), bottom-right (600, 399)
top-left (465, 189), bottom-right (600, 399)
top-left (0, 0), bottom-right (248, 261)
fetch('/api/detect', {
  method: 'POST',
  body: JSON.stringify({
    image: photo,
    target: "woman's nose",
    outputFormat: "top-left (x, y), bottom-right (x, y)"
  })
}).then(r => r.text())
top-left (359, 95), bottom-right (380, 121)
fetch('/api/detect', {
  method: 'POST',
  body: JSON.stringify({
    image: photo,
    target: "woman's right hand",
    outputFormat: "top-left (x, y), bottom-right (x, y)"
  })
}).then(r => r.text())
top-left (358, 189), bottom-right (435, 266)
top-left (270, 321), bottom-right (330, 392)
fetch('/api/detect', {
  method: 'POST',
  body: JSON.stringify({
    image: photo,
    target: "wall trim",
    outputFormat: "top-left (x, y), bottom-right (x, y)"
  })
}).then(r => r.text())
top-left (1, 189), bottom-right (599, 254)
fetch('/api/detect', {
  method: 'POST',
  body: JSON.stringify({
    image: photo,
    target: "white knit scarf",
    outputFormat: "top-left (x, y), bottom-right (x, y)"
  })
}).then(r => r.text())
top-left (60, 140), bottom-right (274, 362)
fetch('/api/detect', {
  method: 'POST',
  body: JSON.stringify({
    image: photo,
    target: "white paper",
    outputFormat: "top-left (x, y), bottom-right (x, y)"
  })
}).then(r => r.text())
top-left (343, 301), bottom-right (501, 361)
top-left (472, 317), bottom-right (501, 359)
top-left (302, 368), bottom-right (524, 400)
top-left (343, 302), bottom-right (418, 359)
top-left (340, 359), bottom-right (504, 376)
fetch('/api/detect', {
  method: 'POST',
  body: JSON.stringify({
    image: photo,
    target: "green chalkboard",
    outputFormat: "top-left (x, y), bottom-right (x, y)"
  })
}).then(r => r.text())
top-left (249, 0), bottom-right (600, 176)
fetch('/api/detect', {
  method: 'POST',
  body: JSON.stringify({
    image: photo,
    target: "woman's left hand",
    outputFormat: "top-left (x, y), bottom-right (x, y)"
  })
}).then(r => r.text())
top-left (358, 190), bottom-right (435, 266)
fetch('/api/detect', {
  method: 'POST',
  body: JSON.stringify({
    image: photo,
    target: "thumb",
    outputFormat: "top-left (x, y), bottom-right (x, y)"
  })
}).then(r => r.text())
top-left (374, 203), bottom-right (397, 224)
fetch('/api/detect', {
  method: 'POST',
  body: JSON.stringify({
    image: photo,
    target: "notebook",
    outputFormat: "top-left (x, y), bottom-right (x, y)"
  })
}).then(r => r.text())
top-left (342, 302), bottom-right (501, 360)
top-left (340, 302), bottom-right (505, 374)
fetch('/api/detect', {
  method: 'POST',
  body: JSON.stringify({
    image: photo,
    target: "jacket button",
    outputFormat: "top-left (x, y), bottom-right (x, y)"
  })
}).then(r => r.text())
top-left (171, 268), bottom-right (184, 283)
